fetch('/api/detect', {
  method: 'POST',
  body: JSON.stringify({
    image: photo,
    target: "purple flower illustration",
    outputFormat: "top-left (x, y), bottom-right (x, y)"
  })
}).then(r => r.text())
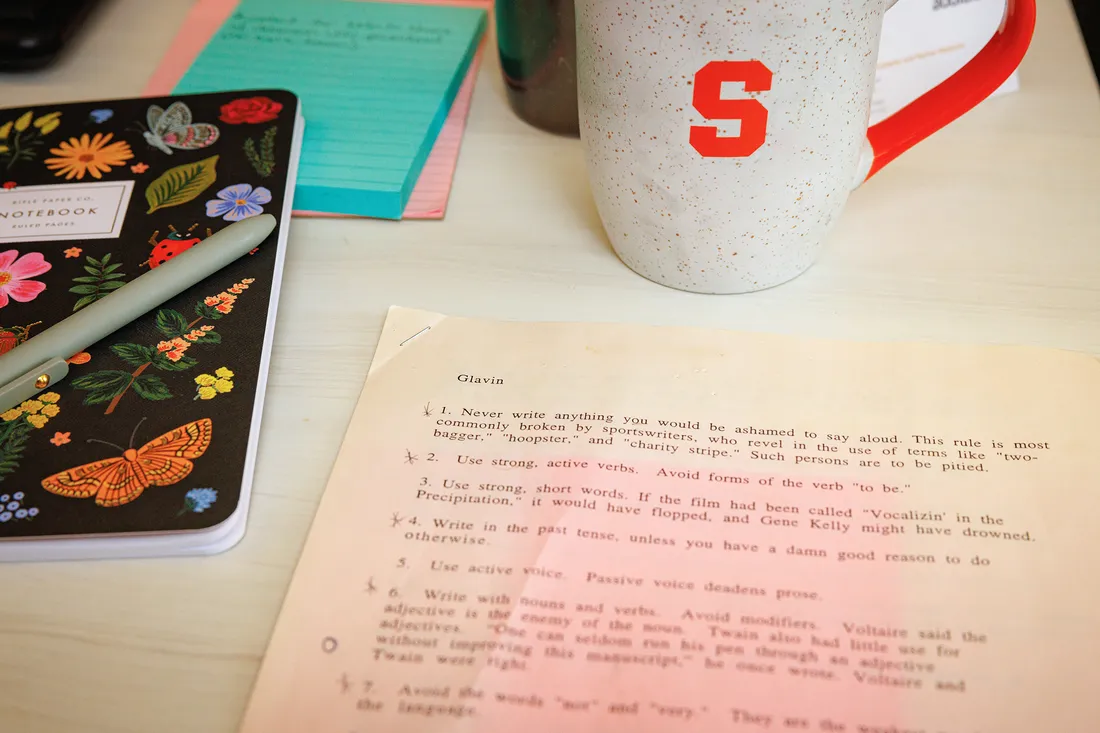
top-left (205, 183), bottom-right (271, 221)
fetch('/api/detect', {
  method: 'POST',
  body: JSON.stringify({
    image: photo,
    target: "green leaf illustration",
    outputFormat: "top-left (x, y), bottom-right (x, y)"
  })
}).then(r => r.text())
top-left (71, 254), bottom-right (127, 312)
top-left (244, 126), bottom-right (277, 178)
top-left (155, 309), bottom-right (189, 338)
top-left (191, 330), bottom-right (221, 345)
top-left (82, 387), bottom-right (123, 405)
top-left (145, 155), bottom-right (219, 214)
top-left (0, 421), bottom-right (31, 480)
top-left (70, 370), bottom-right (131, 391)
top-left (131, 375), bottom-right (172, 401)
top-left (110, 343), bottom-right (155, 367)
top-left (71, 370), bottom-right (131, 404)
top-left (194, 302), bottom-right (225, 321)
top-left (69, 284), bottom-right (100, 295)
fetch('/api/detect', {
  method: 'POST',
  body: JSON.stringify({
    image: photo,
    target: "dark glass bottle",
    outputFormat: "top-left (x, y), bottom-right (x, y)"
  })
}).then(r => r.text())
top-left (494, 0), bottom-right (579, 136)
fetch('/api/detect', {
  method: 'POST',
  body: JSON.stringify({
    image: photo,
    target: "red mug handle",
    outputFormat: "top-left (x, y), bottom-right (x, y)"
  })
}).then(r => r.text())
top-left (864, 0), bottom-right (1037, 180)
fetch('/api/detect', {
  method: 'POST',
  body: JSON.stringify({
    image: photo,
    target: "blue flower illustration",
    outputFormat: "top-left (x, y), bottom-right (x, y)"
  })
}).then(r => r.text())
top-left (0, 494), bottom-right (38, 522)
top-left (0, 495), bottom-right (8, 503)
top-left (205, 183), bottom-right (271, 221)
top-left (89, 109), bottom-right (113, 123)
top-left (180, 488), bottom-right (218, 515)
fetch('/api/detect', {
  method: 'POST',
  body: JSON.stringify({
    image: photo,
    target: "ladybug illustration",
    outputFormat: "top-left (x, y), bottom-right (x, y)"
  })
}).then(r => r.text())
top-left (145, 223), bottom-right (212, 268)
top-left (0, 322), bottom-right (40, 355)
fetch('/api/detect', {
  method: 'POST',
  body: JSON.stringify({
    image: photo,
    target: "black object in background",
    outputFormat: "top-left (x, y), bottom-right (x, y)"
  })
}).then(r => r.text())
top-left (494, 0), bottom-right (579, 137)
top-left (1072, 0), bottom-right (1100, 78)
top-left (0, 0), bottom-right (104, 71)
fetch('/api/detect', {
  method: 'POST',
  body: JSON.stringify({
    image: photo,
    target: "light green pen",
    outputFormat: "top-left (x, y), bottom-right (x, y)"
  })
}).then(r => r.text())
top-left (0, 213), bottom-right (278, 414)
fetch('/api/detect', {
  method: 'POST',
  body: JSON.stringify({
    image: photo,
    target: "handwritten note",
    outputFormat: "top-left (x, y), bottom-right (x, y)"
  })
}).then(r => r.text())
top-left (237, 307), bottom-right (1100, 732)
top-left (173, 0), bottom-right (486, 219)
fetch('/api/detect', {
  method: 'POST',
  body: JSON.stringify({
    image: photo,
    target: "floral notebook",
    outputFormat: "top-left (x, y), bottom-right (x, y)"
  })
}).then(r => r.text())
top-left (0, 89), bottom-right (303, 562)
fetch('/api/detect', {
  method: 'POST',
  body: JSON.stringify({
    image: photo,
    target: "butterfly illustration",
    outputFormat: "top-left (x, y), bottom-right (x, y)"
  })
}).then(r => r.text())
top-left (41, 418), bottom-right (213, 507)
top-left (142, 101), bottom-right (220, 155)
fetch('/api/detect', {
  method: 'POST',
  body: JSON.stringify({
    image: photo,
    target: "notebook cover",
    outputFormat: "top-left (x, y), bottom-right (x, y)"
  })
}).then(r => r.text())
top-left (0, 90), bottom-right (299, 550)
top-left (172, 0), bottom-right (487, 220)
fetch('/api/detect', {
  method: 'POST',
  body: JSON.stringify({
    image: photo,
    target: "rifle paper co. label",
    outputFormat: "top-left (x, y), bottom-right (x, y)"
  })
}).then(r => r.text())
top-left (0, 181), bottom-right (134, 243)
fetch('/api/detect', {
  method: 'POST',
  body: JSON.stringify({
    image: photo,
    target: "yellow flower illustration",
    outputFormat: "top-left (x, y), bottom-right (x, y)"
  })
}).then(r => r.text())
top-left (45, 132), bottom-right (133, 181)
top-left (194, 370), bottom-right (233, 400)
top-left (20, 399), bottom-right (43, 415)
top-left (41, 404), bottom-right (59, 418)
top-left (1, 110), bottom-right (62, 171)
top-left (27, 414), bottom-right (47, 429)
top-left (39, 392), bottom-right (60, 404)
top-left (0, 408), bottom-right (22, 422)
top-left (33, 112), bottom-right (60, 129)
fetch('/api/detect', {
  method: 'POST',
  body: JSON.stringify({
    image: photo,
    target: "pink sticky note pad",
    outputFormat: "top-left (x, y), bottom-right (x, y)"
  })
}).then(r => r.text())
top-left (144, 0), bottom-right (490, 220)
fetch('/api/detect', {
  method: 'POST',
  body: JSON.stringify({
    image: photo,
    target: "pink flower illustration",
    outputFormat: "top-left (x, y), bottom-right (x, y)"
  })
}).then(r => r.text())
top-left (0, 250), bottom-right (50, 308)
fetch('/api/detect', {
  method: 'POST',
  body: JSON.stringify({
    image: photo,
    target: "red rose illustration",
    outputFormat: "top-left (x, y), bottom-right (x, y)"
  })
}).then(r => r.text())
top-left (219, 96), bottom-right (283, 124)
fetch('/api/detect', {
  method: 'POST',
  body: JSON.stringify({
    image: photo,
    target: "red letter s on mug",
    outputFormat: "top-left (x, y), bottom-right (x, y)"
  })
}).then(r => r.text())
top-left (690, 60), bottom-right (772, 158)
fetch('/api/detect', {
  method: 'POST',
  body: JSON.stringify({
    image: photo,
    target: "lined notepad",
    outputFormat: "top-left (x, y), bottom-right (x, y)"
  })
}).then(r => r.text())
top-left (173, 0), bottom-right (487, 219)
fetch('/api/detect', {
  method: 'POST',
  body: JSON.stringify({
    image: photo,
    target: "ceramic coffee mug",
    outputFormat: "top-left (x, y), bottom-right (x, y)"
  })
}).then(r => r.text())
top-left (576, 0), bottom-right (1036, 294)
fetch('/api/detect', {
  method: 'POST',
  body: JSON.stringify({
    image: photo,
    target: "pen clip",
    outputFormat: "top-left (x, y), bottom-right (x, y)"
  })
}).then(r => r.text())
top-left (0, 358), bottom-right (69, 415)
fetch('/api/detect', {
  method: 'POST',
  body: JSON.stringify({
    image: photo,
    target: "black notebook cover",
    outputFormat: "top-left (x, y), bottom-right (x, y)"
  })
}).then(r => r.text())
top-left (0, 89), bottom-right (301, 558)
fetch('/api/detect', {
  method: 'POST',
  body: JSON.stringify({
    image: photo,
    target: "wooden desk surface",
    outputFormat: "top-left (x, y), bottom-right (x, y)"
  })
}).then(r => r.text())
top-left (1, 0), bottom-right (1098, 731)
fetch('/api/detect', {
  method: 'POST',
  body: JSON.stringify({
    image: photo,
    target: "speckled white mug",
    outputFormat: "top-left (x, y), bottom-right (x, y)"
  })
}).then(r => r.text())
top-left (576, 0), bottom-right (1035, 294)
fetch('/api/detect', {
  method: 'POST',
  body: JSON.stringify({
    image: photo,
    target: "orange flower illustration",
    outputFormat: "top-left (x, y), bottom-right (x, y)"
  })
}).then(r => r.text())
top-left (156, 337), bottom-right (190, 362)
top-left (130, 162), bottom-right (148, 174)
top-left (63, 247), bottom-right (82, 258)
top-left (65, 352), bottom-right (91, 364)
top-left (50, 431), bottom-right (71, 446)
top-left (45, 132), bottom-right (133, 180)
top-left (204, 290), bottom-right (238, 315)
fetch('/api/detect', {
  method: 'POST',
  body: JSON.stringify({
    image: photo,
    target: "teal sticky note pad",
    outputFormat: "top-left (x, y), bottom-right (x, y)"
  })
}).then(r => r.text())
top-left (174, 0), bottom-right (486, 219)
